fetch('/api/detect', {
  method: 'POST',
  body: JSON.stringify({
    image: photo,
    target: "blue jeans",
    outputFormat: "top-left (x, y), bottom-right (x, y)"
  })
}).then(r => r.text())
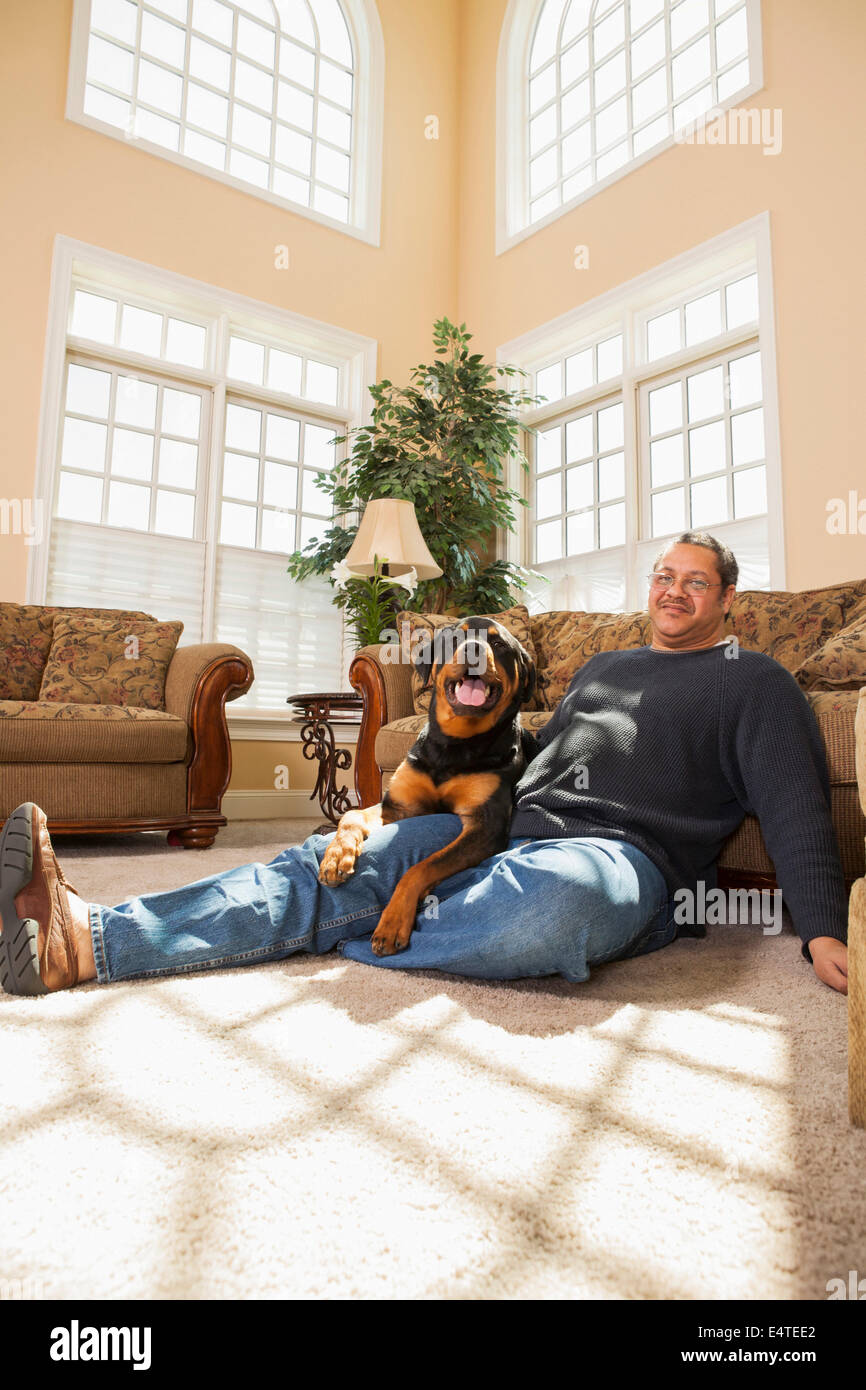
top-left (88, 815), bottom-right (678, 986)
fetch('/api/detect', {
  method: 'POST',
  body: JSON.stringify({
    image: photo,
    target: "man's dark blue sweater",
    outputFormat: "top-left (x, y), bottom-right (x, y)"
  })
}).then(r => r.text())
top-left (509, 644), bottom-right (848, 958)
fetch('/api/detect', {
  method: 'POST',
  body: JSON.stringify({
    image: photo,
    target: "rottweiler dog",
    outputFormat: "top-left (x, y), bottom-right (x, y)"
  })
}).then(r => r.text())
top-left (318, 617), bottom-right (537, 956)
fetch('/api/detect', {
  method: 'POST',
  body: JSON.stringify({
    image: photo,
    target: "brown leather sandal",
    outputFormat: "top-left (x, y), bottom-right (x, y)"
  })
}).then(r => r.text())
top-left (0, 803), bottom-right (81, 995)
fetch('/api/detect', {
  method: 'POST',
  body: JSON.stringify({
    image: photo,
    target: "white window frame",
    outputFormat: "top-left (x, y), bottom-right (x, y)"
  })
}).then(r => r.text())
top-left (29, 234), bottom-right (377, 738)
top-left (496, 0), bottom-right (764, 255)
top-left (496, 212), bottom-right (784, 607)
top-left (66, 0), bottom-right (385, 247)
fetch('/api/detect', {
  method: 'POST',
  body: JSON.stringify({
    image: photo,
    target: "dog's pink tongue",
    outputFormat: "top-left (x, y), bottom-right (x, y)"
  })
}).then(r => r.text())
top-left (456, 678), bottom-right (487, 706)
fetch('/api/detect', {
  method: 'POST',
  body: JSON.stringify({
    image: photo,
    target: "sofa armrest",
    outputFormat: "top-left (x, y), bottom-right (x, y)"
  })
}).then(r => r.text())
top-left (349, 643), bottom-right (415, 808)
top-left (164, 644), bottom-right (254, 822)
top-left (165, 643), bottom-right (254, 728)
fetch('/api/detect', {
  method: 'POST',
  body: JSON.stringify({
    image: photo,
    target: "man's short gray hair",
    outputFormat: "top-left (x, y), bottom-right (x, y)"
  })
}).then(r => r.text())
top-left (654, 531), bottom-right (739, 590)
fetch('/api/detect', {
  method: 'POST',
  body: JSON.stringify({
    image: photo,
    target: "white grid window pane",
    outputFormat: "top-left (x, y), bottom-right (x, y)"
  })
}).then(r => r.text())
top-left (155, 489), bottom-right (196, 537)
top-left (652, 486), bottom-right (685, 536)
top-left (225, 403), bottom-right (262, 452)
top-left (518, 0), bottom-right (758, 225)
top-left (567, 462), bottom-right (594, 510)
top-left (87, 36), bottom-right (134, 94)
top-left (165, 318), bottom-right (207, 367)
top-left (566, 415), bottom-right (593, 461)
top-left (228, 336), bottom-right (265, 383)
top-left (536, 518), bottom-right (563, 562)
top-left (535, 472), bottom-right (561, 519)
top-left (306, 360), bottom-right (340, 404)
top-left (82, 0), bottom-right (358, 222)
top-left (733, 464), bottom-right (766, 518)
top-left (71, 291), bottom-right (117, 344)
top-left (120, 305), bottom-right (164, 357)
top-left (687, 364), bottom-right (724, 421)
top-left (263, 460), bottom-right (298, 506)
top-left (159, 438), bottom-right (198, 489)
top-left (260, 508), bottom-right (296, 552)
top-left (138, 59), bottom-right (184, 117)
top-left (61, 417), bottom-right (108, 473)
top-left (566, 348), bottom-right (594, 394)
top-left (566, 511), bottom-right (594, 554)
top-left (111, 427), bottom-right (155, 480)
top-left (266, 413), bottom-right (301, 461)
top-left (684, 288), bottom-right (722, 345)
top-left (649, 381), bottom-right (682, 434)
top-left (598, 451), bottom-right (625, 501)
top-left (57, 472), bottom-right (104, 522)
top-left (537, 425), bottom-right (562, 473)
top-left (91, 0), bottom-right (137, 45)
top-left (162, 388), bottom-right (201, 438)
top-left (116, 377), bottom-right (158, 428)
top-left (689, 419), bottom-right (726, 475)
top-left (690, 474), bottom-right (728, 526)
top-left (108, 479), bottom-right (151, 529)
top-left (220, 499), bottom-right (257, 547)
top-left (726, 273), bottom-right (759, 327)
top-left (731, 407), bottom-right (764, 465)
top-left (223, 451), bottom-right (260, 501)
top-left (650, 434), bottom-right (683, 487)
top-left (647, 309), bottom-right (681, 359)
top-left (599, 500), bottom-right (626, 548)
top-left (268, 348), bottom-right (303, 394)
top-left (728, 350), bottom-right (762, 408)
top-left (66, 364), bottom-right (112, 418)
top-left (140, 12), bottom-right (187, 68)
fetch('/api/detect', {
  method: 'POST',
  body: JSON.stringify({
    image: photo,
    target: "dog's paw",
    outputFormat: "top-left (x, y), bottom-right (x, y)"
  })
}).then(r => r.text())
top-left (370, 908), bottom-right (414, 956)
top-left (318, 837), bottom-right (361, 886)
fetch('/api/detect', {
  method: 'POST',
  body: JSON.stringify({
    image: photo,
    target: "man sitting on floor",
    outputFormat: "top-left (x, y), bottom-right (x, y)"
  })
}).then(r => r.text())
top-left (0, 532), bottom-right (849, 997)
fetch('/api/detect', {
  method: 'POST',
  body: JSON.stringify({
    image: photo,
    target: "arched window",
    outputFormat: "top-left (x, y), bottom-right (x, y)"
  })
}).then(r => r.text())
top-left (68, 0), bottom-right (384, 244)
top-left (498, 0), bottom-right (762, 251)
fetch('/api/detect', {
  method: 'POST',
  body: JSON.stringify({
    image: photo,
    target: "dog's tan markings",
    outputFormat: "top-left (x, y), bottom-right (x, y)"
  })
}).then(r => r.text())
top-left (318, 803), bottom-right (385, 885)
top-left (437, 772), bottom-right (500, 815)
top-left (433, 644), bottom-right (509, 738)
top-left (386, 761), bottom-right (439, 814)
top-left (317, 761), bottom-right (440, 886)
top-left (370, 821), bottom-right (492, 957)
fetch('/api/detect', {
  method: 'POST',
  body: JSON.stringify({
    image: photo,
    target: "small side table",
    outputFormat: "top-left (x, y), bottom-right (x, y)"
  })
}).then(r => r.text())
top-left (287, 691), bottom-right (363, 833)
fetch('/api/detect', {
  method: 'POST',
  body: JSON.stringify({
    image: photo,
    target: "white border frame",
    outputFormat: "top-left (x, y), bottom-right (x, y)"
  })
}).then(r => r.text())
top-left (496, 211), bottom-right (785, 593)
top-left (66, 0), bottom-right (385, 247)
top-left (496, 0), bottom-right (765, 255)
top-left (30, 234), bottom-right (378, 734)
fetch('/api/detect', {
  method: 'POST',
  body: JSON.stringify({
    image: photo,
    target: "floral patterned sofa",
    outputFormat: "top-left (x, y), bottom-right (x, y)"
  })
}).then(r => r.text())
top-left (0, 603), bottom-right (254, 848)
top-left (348, 579), bottom-right (866, 890)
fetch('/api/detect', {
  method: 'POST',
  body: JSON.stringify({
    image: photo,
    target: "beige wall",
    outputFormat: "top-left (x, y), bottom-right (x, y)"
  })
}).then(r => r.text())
top-left (1, 0), bottom-right (864, 799)
top-left (457, 0), bottom-right (866, 589)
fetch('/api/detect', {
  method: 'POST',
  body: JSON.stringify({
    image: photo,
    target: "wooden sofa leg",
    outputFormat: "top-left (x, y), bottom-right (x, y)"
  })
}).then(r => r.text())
top-left (167, 826), bottom-right (219, 849)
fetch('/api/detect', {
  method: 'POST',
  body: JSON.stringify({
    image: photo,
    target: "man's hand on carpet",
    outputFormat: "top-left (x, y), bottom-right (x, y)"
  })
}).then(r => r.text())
top-left (808, 937), bottom-right (848, 994)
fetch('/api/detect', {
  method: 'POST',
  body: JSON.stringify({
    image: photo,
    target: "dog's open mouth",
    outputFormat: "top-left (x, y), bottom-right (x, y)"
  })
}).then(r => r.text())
top-left (444, 676), bottom-right (501, 711)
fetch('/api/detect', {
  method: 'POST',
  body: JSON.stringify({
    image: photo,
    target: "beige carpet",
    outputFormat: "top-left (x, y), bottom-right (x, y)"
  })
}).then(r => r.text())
top-left (1, 818), bottom-right (864, 1301)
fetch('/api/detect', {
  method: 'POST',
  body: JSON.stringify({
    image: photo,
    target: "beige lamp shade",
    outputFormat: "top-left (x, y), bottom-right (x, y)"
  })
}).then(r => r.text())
top-left (342, 498), bottom-right (443, 579)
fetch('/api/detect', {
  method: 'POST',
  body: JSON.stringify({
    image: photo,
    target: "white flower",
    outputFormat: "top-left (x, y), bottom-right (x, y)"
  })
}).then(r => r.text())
top-left (330, 560), bottom-right (357, 590)
top-left (390, 566), bottom-right (418, 598)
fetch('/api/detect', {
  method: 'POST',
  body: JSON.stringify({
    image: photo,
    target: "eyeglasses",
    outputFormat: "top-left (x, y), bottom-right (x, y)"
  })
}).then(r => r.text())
top-left (647, 572), bottom-right (723, 596)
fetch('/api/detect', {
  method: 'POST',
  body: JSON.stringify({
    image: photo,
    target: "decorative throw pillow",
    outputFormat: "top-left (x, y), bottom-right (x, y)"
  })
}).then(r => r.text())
top-left (0, 603), bottom-right (155, 700)
top-left (531, 610), bottom-right (652, 709)
top-left (726, 580), bottom-right (866, 673)
top-left (0, 604), bottom-right (58, 700)
top-left (793, 594), bottom-right (866, 691)
top-left (38, 615), bottom-right (184, 709)
top-left (394, 605), bottom-right (540, 716)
